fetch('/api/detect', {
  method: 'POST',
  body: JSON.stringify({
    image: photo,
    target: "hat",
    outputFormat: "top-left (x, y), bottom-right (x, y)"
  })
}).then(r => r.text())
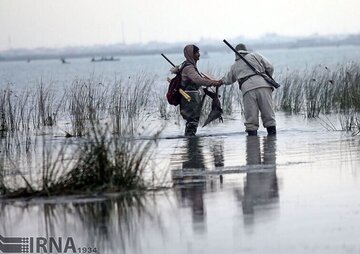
top-left (235, 43), bottom-right (247, 51)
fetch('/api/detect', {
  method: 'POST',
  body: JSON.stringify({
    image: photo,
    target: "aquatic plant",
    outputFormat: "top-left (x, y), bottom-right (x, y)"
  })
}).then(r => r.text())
top-left (1, 119), bottom-right (157, 197)
top-left (67, 78), bottom-right (108, 137)
top-left (51, 126), bottom-right (154, 194)
top-left (0, 157), bottom-right (5, 195)
top-left (275, 62), bottom-right (360, 118)
top-left (34, 82), bottom-right (64, 128)
top-left (109, 75), bottom-right (153, 135)
top-left (221, 84), bottom-right (241, 115)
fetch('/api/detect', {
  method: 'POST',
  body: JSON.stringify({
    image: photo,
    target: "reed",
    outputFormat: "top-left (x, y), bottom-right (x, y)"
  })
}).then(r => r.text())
top-left (0, 156), bottom-right (5, 195)
top-left (1, 120), bottom-right (157, 197)
top-left (275, 63), bottom-right (360, 118)
top-left (222, 83), bottom-right (243, 114)
top-left (0, 88), bottom-right (17, 133)
top-left (33, 82), bottom-right (64, 128)
top-left (49, 123), bottom-right (156, 194)
top-left (67, 78), bottom-right (109, 137)
top-left (109, 75), bottom-right (153, 135)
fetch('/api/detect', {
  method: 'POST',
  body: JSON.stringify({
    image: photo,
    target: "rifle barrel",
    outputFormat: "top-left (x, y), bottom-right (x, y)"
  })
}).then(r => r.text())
top-left (223, 39), bottom-right (257, 73)
top-left (161, 53), bottom-right (175, 67)
top-left (223, 39), bottom-right (279, 88)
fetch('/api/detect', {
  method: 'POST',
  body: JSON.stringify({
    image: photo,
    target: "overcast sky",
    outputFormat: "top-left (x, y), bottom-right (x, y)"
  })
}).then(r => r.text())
top-left (0, 0), bottom-right (359, 51)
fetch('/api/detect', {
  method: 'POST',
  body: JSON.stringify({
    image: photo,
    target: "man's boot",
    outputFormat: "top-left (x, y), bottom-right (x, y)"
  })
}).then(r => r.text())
top-left (267, 126), bottom-right (276, 135)
top-left (246, 130), bottom-right (257, 136)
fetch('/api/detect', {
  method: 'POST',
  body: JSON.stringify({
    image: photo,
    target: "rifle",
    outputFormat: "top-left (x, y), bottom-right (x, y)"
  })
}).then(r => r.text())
top-left (161, 53), bottom-right (175, 67)
top-left (223, 39), bottom-right (280, 89)
top-left (161, 53), bottom-right (191, 102)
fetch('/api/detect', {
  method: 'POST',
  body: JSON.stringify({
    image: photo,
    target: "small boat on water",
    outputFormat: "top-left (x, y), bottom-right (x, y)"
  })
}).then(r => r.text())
top-left (91, 56), bottom-right (120, 62)
top-left (61, 58), bottom-right (70, 64)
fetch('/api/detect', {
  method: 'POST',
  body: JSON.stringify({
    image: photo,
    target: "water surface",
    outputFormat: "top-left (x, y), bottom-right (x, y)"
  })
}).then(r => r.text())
top-left (1, 46), bottom-right (360, 253)
top-left (2, 113), bottom-right (360, 254)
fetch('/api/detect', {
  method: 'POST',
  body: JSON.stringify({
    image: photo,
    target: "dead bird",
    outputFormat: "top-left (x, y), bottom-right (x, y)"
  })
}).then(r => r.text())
top-left (202, 87), bottom-right (223, 127)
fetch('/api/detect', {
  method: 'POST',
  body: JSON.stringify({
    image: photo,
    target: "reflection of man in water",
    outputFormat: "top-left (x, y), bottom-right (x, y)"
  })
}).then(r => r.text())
top-left (242, 136), bottom-right (279, 216)
top-left (175, 137), bottom-right (207, 232)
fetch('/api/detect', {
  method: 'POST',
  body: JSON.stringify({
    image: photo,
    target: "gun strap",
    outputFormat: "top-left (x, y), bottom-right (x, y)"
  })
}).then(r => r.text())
top-left (238, 73), bottom-right (258, 89)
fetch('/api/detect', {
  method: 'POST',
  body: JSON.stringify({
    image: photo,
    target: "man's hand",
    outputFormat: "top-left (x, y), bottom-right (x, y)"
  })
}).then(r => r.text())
top-left (213, 80), bottom-right (223, 87)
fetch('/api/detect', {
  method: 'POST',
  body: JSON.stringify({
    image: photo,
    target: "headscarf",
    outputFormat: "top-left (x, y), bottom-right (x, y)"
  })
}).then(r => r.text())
top-left (183, 44), bottom-right (199, 66)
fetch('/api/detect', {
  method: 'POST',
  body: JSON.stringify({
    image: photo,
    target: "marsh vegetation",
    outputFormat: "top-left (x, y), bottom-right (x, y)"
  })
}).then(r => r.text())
top-left (1, 62), bottom-right (360, 198)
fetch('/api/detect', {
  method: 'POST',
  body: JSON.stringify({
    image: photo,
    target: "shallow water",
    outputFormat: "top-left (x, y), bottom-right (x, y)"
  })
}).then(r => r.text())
top-left (2, 46), bottom-right (360, 253)
top-left (1, 112), bottom-right (360, 253)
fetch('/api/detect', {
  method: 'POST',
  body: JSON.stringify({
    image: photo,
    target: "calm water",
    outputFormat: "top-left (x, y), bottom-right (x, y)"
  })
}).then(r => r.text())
top-left (1, 45), bottom-right (360, 89)
top-left (2, 46), bottom-right (360, 253)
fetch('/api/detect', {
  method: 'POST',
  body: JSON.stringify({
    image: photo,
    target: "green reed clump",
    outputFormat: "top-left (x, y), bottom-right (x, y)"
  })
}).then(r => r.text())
top-left (276, 63), bottom-right (360, 118)
top-left (46, 124), bottom-right (155, 195)
top-left (275, 72), bottom-right (305, 113)
top-left (67, 78), bottom-right (109, 137)
top-left (109, 75), bottom-right (153, 135)
top-left (34, 82), bottom-right (64, 128)
top-left (0, 84), bottom-right (63, 138)
top-left (0, 88), bottom-right (16, 133)
top-left (332, 64), bottom-right (360, 113)
top-left (1, 120), bottom-right (157, 198)
top-left (0, 160), bottom-right (5, 195)
top-left (0, 90), bottom-right (7, 137)
top-left (221, 84), bottom-right (241, 115)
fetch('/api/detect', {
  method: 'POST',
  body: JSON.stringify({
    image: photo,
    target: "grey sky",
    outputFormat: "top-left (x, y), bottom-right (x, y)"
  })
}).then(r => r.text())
top-left (0, 0), bottom-right (359, 51)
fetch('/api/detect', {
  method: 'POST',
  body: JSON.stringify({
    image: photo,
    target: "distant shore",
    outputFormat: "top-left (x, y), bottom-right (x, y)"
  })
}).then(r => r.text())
top-left (1, 33), bottom-right (360, 62)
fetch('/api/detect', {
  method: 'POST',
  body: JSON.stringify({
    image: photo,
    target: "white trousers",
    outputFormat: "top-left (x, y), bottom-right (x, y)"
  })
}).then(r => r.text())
top-left (243, 87), bottom-right (276, 131)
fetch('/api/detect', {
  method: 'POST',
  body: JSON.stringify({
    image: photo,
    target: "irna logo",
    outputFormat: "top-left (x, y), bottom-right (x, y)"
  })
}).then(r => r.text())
top-left (0, 234), bottom-right (93, 253)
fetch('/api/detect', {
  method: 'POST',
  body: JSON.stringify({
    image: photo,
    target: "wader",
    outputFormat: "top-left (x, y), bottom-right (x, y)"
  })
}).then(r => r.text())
top-left (180, 83), bottom-right (203, 136)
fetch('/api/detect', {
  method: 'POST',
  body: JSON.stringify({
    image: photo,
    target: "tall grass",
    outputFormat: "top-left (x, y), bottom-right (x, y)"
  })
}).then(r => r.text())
top-left (1, 120), bottom-right (157, 197)
top-left (67, 79), bottom-right (107, 137)
top-left (276, 63), bottom-right (360, 117)
top-left (0, 73), bottom-right (156, 139)
top-left (109, 75), bottom-right (153, 135)
top-left (0, 72), bottom-right (161, 198)
top-left (274, 63), bottom-right (360, 133)
top-left (34, 82), bottom-right (64, 128)
top-left (50, 123), bottom-right (155, 194)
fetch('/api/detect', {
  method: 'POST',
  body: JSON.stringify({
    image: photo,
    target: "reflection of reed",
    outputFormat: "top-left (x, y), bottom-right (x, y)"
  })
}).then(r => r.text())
top-left (39, 193), bottom-right (162, 254)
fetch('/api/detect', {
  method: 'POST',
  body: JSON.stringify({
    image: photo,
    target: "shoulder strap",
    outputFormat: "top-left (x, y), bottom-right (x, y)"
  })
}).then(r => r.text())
top-left (179, 61), bottom-right (196, 89)
top-left (180, 61), bottom-right (192, 72)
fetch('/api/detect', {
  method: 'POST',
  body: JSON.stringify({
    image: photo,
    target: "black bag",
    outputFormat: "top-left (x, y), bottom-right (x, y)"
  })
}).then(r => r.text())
top-left (166, 62), bottom-right (191, 106)
top-left (166, 72), bottom-right (183, 106)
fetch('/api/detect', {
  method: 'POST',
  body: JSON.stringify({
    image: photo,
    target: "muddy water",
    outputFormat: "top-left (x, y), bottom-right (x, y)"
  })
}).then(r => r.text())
top-left (1, 113), bottom-right (360, 253)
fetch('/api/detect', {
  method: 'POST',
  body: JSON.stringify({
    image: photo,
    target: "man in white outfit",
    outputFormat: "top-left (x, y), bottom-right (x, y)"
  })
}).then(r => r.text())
top-left (221, 43), bottom-right (276, 136)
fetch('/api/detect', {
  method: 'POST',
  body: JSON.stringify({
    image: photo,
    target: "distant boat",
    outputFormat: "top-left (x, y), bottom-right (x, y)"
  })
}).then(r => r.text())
top-left (61, 58), bottom-right (70, 64)
top-left (91, 56), bottom-right (120, 62)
